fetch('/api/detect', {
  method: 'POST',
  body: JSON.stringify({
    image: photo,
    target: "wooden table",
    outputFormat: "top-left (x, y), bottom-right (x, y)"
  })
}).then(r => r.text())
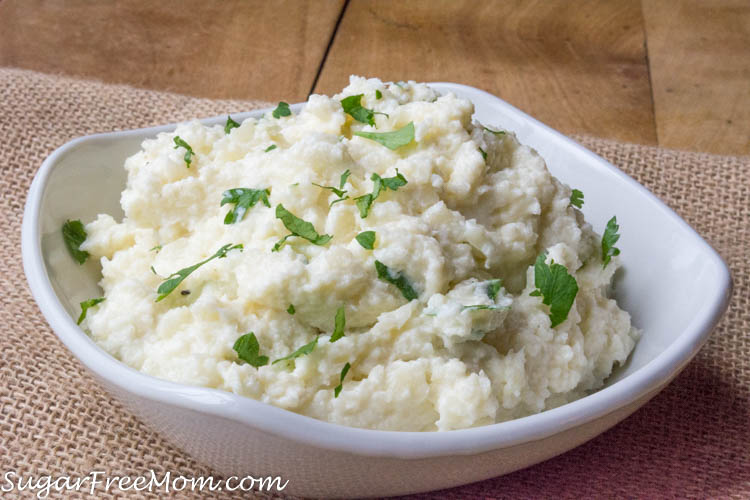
top-left (1, 0), bottom-right (748, 155)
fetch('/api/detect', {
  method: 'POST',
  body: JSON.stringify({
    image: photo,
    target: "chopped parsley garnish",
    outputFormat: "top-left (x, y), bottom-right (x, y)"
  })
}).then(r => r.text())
top-left (486, 279), bottom-right (502, 301)
top-left (272, 204), bottom-right (333, 251)
top-left (529, 252), bottom-right (578, 328)
top-left (224, 115), bottom-right (240, 134)
top-left (221, 188), bottom-right (271, 224)
top-left (272, 336), bottom-right (319, 365)
top-left (313, 169), bottom-right (351, 206)
top-left (353, 122), bottom-right (414, 150)
top-left (287, 304), bottom-right (295, 315)
top-left (570, 189), bottom-right (584, 209)
top-left (334, 362), bottom-right (351, 398)
top-left (62, 219), bottom-right (89, 264)
top-left (173, 136), bottom-right (195, 167)
top-left (264, 144), bottom-right (277, 152)
top-left (233, 332), bottom-right (268, 367)
top-left (354, 170), bottom-right (408, 218)
top-left (375, 260), bottom-right (418, 300)
top-left (375, 89), bottom-right (383, 99)
top-left (155, 243), bottom-right (243, 301)
top-left (355, 231), bottom-right (376, 249)
top-left (329, 306), bottom-right (346, 343)
top-left (341, 94), bottom-right (387, 126)
top-left (76, 297), bottom-right (104, 325)
top-left (461, 304), bottom-right (507, 312)
top-left (272, 102), bottom-right (291, 118)
top-left (479, 147), bottom-right (487, 161)
top-left (483, 126), bottom-right (506, 136)
top-left (149, 245), bottom-right (162, 253)
top-left (601, 216), bottom-right (621, 268)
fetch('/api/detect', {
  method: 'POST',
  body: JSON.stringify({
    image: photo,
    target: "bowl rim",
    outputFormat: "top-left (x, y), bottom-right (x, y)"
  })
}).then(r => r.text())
top-left (21, 82), bottom-right (732, 459)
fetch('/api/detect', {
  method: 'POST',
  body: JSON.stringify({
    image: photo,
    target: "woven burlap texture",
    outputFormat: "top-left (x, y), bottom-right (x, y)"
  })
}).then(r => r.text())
top-left (0, 68), bottom-right (747, 499)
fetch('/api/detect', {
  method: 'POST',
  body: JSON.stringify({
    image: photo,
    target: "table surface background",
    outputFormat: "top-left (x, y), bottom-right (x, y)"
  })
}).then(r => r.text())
top-left (1, 0), bottom-right (748, 156)
top-left (2, 0), bottom-right (749, 156)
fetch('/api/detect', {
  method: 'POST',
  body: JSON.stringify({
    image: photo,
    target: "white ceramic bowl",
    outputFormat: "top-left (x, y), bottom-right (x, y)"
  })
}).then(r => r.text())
top-left (22, 83), bottom-right (731, 498)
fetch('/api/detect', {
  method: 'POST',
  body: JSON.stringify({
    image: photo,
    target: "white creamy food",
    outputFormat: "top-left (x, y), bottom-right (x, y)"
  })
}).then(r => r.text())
top-left (80, 76), bottom-right (639, 431)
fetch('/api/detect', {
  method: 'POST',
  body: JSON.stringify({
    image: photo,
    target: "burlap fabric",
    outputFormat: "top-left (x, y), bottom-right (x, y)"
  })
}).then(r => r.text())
top-left (0, 67), bottom-right (747, 499)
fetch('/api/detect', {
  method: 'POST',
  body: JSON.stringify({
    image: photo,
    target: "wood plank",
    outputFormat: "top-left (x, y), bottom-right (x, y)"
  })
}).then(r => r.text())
top-left (314, 0), bottom-right (656, 145)
top-left (0, 0), bottom-right (345, 102)
top-left (642, 0), bottom-right (750, 155)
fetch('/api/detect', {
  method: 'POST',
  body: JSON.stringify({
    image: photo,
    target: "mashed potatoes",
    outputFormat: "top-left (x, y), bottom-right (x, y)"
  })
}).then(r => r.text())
top-left (80, 76), bottom-right (639, 431)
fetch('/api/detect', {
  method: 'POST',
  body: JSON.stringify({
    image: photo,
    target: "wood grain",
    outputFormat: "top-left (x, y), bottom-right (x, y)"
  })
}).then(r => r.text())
top-left (0, 0), bottom-right (345, 102)
top-left (642, 0), bottom-right (750, 155)
top-left (314, 0), bottom-right (657, 145)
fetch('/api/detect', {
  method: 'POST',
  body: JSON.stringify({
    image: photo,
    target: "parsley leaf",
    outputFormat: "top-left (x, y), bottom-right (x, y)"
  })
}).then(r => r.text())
top-left (339, 169), bottom-right (351, 189)
top-left (272, 336), bottom-right (319, 365)
top-left (570, 189), bottom-right (584, 209)
top-left (354, 170), bottom-right (408, 218)
top-left (221, 188), bottom-right (270, 224)
top-left (272, 204), bottom-right (332, 251)
top-left (233, 332), bottom-right (269, 367)
top-left (353, 122), bottom-right (415, 150)
top-left (529, 252), bottom-right (578, 327)
top-left (287, 304), bottom-right (295, 315)
top-left (341, 94), bottom-right (387, 126)
top-left (479, 147), bottom-right (487, 161)
top-left (264, 144), bottom-right (277, 152)
top-left (486, 279), bottom-right (502, 301)
top-left (375, 260), bottom-right (418, 300)
top-left (329, 306), bottom-right (346, 343)
top-left (601, 216), bottom-right (621, 268)
top-left (149, 245), bottom-right (162, 253)
top-left (224, 115), bottom-right (240, 134)
top-left (334, 362), bottom-right (351, 398)
top-left (375, 90), bottom-right (383, 99)
top-left (77, 297), bottom-right (104, 325)
top-left (62, 219), bottom-right (89, 264)
top-left (155, 243), bottom-right (243, 301)
top-left (483, 126), bottom-right (506, 136)
top-left (355, 231), bottom-right (376, 249)
top-left (272, 102), bottom-right (291, 118)
top-left (173, 136), bottom-right (195, 167)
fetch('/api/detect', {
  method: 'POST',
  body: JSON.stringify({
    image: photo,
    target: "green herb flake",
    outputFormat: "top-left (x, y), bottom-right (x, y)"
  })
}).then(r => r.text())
top-left (77, 297), bottom-right (104, 325)
top-left (483, 126), bottom-right (506, 136)
top-left (272, 336), bottom-right (319, 365)
top-left (354, 170), bottom-right (408, 218)
top-left (272, 102), bottom-right (291, 118)
top-left (149, 245), bottom-right (162, 253)
top-left (264, 144), bottom-right (277, 152)
top-left (62, 219), bottom-right (89, 264)
top-left (375, 260), bottom-right (418, 301)
top-left (355, 231), bottom-right (376, 250)
top-left (334, 362), bottom-right (351, 398)
top-left (173, 136), bottom-right (195, 167)
top-left (479, 147), bottom-right (487, 161)
top-left (329, 306), bottom-right (346, 343)
top-left (312, 170), bottom-right (350, 206)
top-left (272, 204), bottom-right (333, 252)
top-left (529, 252), bottom-right (579, 327)
top-left (287, 304), bottom-right (295, 315)
top-left (601, 216), bottom-right (621, 268)
top-left (461, 304), bottom-right (508, 312)
top-left (570, 189), bottom-right (584, 209)
top-left (341, 94), bottom-right (387, 126)
top-left (221, 188), bottom-right (271, 224)
top-left (224, 115), bottom-right (240, 134)
top-left (233, 332), bottom-right (269, 367)
top-left (353, 122), bottom-right (415, 150)
top-left (375, 89), bottom-right (383, 100)
top-left (155, 243), bottom-right (243, 301)
top-left (486, 279), bottom-right (502, 301)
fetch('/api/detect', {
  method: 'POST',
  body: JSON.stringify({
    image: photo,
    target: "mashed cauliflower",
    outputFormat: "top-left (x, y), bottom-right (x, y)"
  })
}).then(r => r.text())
top-left (80, 76), bottom-right (639, 431)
